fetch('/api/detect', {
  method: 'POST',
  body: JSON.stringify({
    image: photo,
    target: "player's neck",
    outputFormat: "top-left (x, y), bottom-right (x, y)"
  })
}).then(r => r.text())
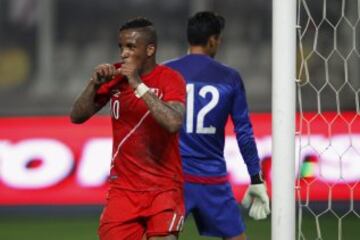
top-left (188, 46), bottom-right (213, 58)
top-left (140, 59), bottom-right (157, 76)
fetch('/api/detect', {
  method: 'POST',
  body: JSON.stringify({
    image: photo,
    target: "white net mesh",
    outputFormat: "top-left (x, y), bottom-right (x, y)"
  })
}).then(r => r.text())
top-left (296, 0), bottom-right (360, 239)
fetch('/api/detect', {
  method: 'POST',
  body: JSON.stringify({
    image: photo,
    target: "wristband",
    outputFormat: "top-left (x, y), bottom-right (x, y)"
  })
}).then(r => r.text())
top-left (134, 83), bottom-right (149, 98)
top-left (250, 172), bottom-right (264, 184)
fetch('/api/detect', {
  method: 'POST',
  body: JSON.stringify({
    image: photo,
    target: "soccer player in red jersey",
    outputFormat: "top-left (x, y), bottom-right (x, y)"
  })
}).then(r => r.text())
top-left (70, 17), bottom-right (186, 240)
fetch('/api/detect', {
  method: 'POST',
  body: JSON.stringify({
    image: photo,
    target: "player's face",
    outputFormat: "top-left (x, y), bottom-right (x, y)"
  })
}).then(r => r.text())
top-left (118, 29), bottom-right (150, 71)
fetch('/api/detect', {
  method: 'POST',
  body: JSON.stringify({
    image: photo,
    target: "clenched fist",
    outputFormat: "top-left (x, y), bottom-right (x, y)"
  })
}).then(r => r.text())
top-left (119, 58), bottom-right (142, 90)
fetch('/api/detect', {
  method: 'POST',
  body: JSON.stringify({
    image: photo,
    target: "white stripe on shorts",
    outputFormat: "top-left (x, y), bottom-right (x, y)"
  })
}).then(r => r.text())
top-left (168, 213), bottom-right (177, 232)
top-left (176, 215), bottom-right (184, 231)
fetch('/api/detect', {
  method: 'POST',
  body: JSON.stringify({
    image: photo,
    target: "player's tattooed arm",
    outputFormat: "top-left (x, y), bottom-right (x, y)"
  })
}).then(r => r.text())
top-left (70, 80), bottom-right (106, 124)
top-left (141, 91), bottom-right (185, 133)
top-left (70, 64), bottom-right (116, 123)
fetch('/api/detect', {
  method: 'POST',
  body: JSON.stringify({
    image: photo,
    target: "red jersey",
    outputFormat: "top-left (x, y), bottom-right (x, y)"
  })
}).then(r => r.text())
top-left (96, 64), bottom-right (186, 191)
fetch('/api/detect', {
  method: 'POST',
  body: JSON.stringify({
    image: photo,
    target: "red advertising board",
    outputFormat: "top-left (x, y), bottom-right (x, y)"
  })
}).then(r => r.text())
top-left (0, 113), bottom-right (359, 205)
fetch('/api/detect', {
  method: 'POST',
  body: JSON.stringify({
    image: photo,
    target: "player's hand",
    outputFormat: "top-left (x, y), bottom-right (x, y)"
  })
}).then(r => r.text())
top-left (91, 63), bottom-right (121, 86)
top-left (119, 58), bottom-right (142, 90)
top-left (241, 183), bottom-right (270, 220)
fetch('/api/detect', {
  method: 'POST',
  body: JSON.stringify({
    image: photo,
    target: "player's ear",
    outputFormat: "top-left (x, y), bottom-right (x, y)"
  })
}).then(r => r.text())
top-left (208, 35), bottom-right (217, 48)
top-left (146, 44), bottom-right (156, 57)
top-left (207, 35), bottom-right (219, 58)
top-left (208, 35), bottom-right (221, 48)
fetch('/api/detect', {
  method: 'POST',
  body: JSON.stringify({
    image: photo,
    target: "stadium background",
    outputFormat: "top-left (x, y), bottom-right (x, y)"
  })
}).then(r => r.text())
top-left (0, 0), bottom-right (359, 239)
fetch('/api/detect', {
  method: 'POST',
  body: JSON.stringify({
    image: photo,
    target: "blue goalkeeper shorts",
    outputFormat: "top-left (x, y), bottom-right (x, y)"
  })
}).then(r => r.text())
top-left (184, 182), bottom-right (246, 238)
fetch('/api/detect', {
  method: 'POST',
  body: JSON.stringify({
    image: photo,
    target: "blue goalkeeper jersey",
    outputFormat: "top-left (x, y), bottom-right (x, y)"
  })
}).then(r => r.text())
top-left (165, 54), bottom-right (260, 180)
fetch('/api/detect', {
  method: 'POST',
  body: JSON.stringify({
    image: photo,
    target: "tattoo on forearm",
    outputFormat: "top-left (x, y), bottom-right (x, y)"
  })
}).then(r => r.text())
top-left (142, 91), bottom-right (184, 132)
top-left (70, 81), bottom-right (107, 123)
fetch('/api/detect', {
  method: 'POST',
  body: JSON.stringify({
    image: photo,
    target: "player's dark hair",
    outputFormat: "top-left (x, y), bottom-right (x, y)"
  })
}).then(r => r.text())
top-left (119, 17), bottom-right (157, 45)
top-left (120, 17), bottom-right (153, 31)
top-left (187, 11), bottom-right (225, 46)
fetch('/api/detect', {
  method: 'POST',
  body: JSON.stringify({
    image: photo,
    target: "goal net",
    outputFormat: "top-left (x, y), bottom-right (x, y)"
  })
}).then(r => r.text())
top-left (296, 0), bottom-right (360, 239)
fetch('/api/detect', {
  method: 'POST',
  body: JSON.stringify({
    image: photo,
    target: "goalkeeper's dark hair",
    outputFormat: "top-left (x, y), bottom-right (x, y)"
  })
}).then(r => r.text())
top-left (187, 11), bottom-right (225, 46)
top-left (119, 17), bottom-right (157, 45)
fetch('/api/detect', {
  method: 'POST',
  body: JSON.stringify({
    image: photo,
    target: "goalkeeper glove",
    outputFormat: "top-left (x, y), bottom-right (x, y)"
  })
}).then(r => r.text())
top-left (242, 181), bottom-right (270, 220)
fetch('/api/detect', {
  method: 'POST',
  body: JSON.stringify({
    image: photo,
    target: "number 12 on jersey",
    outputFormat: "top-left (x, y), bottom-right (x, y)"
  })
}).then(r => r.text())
top-left (186, 84), bottom-right (219, 134)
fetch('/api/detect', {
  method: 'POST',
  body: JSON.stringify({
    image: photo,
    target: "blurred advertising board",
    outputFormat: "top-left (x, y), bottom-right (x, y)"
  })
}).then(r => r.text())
top-left (0, 113), bottom-right (359, 205)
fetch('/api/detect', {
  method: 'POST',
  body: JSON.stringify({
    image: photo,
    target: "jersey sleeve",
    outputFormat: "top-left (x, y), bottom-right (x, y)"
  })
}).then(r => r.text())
top-left (95, 82), bottom-right (112, 106)
top-left (230, 71), bottom-right (261, 177)
top-left (162, 70), bottom-right (186, 104)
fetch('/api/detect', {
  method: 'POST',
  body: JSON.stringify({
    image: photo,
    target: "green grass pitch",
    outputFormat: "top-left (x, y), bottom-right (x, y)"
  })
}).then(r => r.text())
top-left (0, 210), bottom-right (359, 240)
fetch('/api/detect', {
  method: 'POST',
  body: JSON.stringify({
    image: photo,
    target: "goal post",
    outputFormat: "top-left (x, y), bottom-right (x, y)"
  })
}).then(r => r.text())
top-left (273, 0), bottom-right (360, 239)
top-left (272, 0), bottom-right (297, 240)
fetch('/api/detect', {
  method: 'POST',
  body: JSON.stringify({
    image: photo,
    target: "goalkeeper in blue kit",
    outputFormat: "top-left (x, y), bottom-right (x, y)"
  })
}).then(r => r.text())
top-left (165, 11), bottom-right (270, 240)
